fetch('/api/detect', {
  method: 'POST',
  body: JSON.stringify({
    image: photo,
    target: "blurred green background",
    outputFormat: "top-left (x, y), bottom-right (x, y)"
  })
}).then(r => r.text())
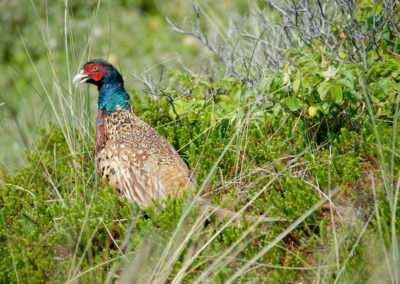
top-left (0, 0), bottom-right (250, 169)
top-left (2, 2), bottom-right (399, 282)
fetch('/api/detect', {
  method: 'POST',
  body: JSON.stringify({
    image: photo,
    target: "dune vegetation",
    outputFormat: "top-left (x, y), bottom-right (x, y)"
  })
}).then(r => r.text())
top-left (1, 0), bottom-right (399, 282)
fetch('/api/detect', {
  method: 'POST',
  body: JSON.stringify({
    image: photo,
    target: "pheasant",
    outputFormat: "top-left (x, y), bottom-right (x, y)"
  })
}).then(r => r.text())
top-left (73, 59), bottom-right (287, 223)
top-left (73, 59), bottom-right (193, 207)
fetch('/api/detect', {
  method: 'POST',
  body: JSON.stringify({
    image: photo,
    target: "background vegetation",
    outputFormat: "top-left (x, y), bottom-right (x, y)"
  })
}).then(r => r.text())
top-left (1, 0), bottom-right (399, 282)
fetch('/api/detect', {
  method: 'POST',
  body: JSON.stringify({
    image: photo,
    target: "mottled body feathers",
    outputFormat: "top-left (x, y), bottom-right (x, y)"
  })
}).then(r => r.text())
top-left (95, 108), bottom-right (194, 207)
top-left (73, 59), bottom-right (287, 223)
top-left (73, 59), bottom-right (194, 208)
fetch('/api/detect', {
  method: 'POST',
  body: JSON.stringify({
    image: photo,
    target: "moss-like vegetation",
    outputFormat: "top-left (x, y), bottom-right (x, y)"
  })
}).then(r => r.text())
top-left (1, 0), bottom-right (400, 282)
top-left (2, 48), bottom-right (399, 282)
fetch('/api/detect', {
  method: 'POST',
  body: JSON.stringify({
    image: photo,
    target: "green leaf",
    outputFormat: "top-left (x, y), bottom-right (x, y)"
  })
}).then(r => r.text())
top-left (308, 106), bottom-right (318, 117)
top-left (285, 96), bottom-right (301, 111)
top-left (359, 0), bottom-right (374, 8)
top-left (259, 77), bottom-right (274, 92)
top-left (297, 55), bottom-right (315, 64)
top-left (338, 52), bottom-right (347, 59)
top-left (374, 4), bottom-right (383, 14)
top-left (273, 103), bottom-right (282, 116)
top-left (322, 102), bottom-right (331, 114)
top-left (331, 85), bottom-right (343, 105)
top-left (309, 75), bottom-right (322, 86)
top-left (301, 76), bottom-right (311, 88)
top-left (337, 79), bottom-right (354, 90)
top-left (342, 70), bottom-right (355, 81)
top-left (293, 71), bottom-right (301, 93)
top-left (170, 99), bottom-right (185, 117)
top-left (318, 82), bottom-right (331, 100)
top-left (193, 86), bottom-right (202, 97)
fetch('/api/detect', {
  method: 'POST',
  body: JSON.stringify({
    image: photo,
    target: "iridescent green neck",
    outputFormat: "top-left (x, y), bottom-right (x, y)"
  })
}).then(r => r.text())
top-left (98, 81), bottom-right (130, 112)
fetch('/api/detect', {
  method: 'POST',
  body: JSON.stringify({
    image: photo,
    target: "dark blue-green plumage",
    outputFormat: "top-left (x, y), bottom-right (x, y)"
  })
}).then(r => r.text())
top-left (82, 59), bottom-right (131, 112)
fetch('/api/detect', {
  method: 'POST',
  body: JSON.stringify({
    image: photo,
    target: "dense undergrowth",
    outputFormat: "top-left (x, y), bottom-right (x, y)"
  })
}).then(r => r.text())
top-left (1, 47), bottom-right (399, 282)
top-left (1, 0), bottom-right (400, 282)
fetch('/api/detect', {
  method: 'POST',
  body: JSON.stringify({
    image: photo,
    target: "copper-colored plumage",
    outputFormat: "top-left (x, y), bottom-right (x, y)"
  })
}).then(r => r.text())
top-left (95, 108), bottom-right (194, 207)
top-left (73, 59), bottom-right (288, 223)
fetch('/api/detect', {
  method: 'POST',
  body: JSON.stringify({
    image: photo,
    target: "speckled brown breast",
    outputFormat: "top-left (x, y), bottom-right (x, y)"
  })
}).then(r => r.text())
top-left (95, 108), bottom-right (194, 207)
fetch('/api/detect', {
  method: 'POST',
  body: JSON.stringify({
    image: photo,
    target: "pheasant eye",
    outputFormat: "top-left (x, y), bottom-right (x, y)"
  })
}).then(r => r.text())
top-left (91, 65), bottom-right (99, 72)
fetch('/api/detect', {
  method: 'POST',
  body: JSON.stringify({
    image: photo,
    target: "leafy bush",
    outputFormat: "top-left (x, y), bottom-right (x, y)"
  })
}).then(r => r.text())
top-left (3, 61), bottom-right (398, 281)
top-left (1, 0), bottom-right (399, 282)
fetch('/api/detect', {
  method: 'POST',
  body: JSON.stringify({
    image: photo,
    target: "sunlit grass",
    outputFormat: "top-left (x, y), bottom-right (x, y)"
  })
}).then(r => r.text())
top-left (1, 0), bottom-right (399, 283)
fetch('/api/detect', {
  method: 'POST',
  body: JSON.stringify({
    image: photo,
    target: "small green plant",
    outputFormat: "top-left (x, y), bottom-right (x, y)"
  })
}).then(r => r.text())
top-left (3, 65), bottom-right (397, 281)
top-left (1, 0), bottom-right (399, 282)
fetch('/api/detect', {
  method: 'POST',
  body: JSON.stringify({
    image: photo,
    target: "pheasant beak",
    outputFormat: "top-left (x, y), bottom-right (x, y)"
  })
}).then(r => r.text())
top-left (73, 70), bottom-right (90, 87)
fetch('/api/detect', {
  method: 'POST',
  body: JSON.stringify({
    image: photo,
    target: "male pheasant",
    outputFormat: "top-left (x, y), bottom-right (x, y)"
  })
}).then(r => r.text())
top-left (73, 59), bottom-right (193, 207)
top-left (73, 59), bottom-right (287, 223)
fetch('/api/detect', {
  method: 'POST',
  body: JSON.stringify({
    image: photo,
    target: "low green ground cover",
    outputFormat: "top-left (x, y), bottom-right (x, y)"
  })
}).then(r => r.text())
top-left (1, 50), bottom-right (399, 282)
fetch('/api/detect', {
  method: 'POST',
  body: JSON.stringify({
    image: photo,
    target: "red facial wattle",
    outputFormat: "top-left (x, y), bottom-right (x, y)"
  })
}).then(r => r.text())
top-left (85, 63), bottom-right (105, 81)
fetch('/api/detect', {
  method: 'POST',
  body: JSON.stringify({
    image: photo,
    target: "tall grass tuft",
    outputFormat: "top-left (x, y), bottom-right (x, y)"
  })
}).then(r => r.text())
top-left (1, 0), bottom-right (399, 283)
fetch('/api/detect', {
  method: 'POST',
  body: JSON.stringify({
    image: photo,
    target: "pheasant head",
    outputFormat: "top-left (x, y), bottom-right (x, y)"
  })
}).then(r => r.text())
top-left (73, 59), bottom-right (130, 112)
